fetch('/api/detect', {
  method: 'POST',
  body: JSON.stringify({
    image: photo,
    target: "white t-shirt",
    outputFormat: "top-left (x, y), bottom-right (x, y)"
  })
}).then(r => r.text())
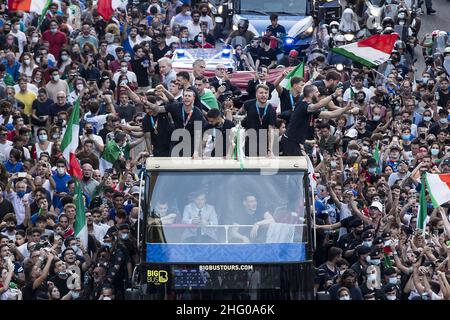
top-left (199, 15), bottom-right (214, 31)
top-left (83, 113), bottom-right (108, 133)
top-left (0, 141), bottom-right (13, 162)
top-left (9, 30), bottom-right (27, 54)
top-left (343, 86), bottom-right (373, 103)
top-left (166, 36), bottom-right (180, 46)
top-left (80, 134), bottom-right (104, 157)
top-left (186, 21), bottom-right (202, 40)
top-left (113, 71), bottom-right (138, 85)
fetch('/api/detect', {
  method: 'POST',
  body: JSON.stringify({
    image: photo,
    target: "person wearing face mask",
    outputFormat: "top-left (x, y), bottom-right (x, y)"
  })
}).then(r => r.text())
top-left (382, 283), bottom-right (398, 300)
top-left (18, 53), bottom-right (37, 79)
top-left (102, 230), bottom-right (130, 299)
top-left (360, 265), bottom-right (382, 299)
top-left (45, 69), bottom-right (69, 103)
top-left (48, 259), bottom-right (70, 297)
top-left (51, 158), bottom-right (71, 209)
top-left (33, 128), bottom-right (53, 160)
top-left (429, 108), bottom-right (449, 136)
top-left (117, 223), bottom-right (138, 266)
top-left (112, 61), bottom-right (138, 87)
top-left (5, 179), bottom-right (31, 226)
top-left (382, 267), bottom-right (401, 296)
top-left (42, 20), bottom-right (68, 60)
top-left (329, 269), bottom-right (362, 300)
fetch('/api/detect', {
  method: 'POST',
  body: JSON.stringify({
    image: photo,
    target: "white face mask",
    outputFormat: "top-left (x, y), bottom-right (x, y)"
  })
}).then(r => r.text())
top-left (363, 240), bottom-right (373, 247)
top-left (423, 116), bottom-right (432, 122)
top-left (367, 273), bottom-right (377, 282)
top-left (124, 56), bottom-right (131, 62)
top-left (23, 59), bottom-right (31, 65)
top-left (370, 259), bottom-right (381, 266)
top-left (76, 84), bottom-right (84, 91)
top-left (61, 55), bottom-right (69, 62)
top-left (373, 115), bottom-right (381, 121)
top-left (121, 67), bottom-right (128, 73)
top-left (32, 37), bottom-right (39, 43)
top-left (386, 294), bottom-right (396, 300)
top-left (57, 167), bottom-right (65, 175)
top-left (53, 75), bottom-right (60, 81)
top-left (388, 277), bottom-right (398, 285)
top-left (71, 291), bottom-right (80, 299)
top-left (39, 134), bottom-right (48, 142)
top-left (339, 295), bottom-right (350, 300)
top-left (330, 161), bottom-right (337, 168)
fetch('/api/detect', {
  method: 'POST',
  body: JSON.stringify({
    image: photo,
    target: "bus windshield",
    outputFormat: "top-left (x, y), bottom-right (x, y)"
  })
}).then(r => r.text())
top-left (240, 0), bottom-right (307, 15)
top-left (145, 171), bottom-right (308, 264)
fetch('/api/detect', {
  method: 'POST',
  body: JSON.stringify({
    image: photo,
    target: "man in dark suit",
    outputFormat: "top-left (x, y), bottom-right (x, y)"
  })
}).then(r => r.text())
top-left (246, 67), bottom-right (275, 100)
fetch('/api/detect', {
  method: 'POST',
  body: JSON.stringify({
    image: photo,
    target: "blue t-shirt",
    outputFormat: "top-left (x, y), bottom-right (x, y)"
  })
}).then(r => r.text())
top-left (52, 173), bottom-right (72, 209)
top-left (4, 160), bottom-right (24, 173)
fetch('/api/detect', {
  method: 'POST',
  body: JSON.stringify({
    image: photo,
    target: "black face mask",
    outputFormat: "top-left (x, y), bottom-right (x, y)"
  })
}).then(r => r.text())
top-left (357, 98), bottom-right (365, 103)
top-left (419, 133), bottom-right (426, 139)
top-left (6, 226), bottom-right (15, 232)
top-left (85, 128), bottom-right (93, 134)
top-left (201, 11), bottom-right (208, 16)
top-left (355, 229), bottom-right (363, 235)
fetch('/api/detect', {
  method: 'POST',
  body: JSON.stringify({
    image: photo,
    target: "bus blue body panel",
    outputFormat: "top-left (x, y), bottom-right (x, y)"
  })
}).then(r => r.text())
top-left (146, 243), bottom-right (306, 263)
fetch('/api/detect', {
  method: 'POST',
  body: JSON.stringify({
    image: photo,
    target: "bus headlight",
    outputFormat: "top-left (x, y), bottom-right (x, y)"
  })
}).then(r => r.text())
top-left (284, 37), bottom-right (295, 45)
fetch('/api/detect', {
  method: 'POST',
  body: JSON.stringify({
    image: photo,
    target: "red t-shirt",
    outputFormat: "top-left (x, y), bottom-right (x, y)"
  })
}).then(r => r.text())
top-left (42, 30), bottom-right (68, 60)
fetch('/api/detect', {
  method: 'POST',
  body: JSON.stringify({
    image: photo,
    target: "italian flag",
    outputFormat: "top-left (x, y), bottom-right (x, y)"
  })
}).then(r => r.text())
top-left (372, 141), bottom-right (381, 174)
top-left (97, 0), bottom-right (127, 21)
top-left (100, 140), bottom-right (122, 173)
top-left (280, 62), bottom-right (304, 89)
top-left (8, 0), bottom-right (52, 13)
top-left (74, 180), bottom-right (88, 248)
top-left (424, 173), bottom-right (450, 208)
top-left (417, 175), bottom-right (428, 232)
top-left (331, 34), bottom-right (398, 68)
top-left (61, 97), bottom-right (82, 180)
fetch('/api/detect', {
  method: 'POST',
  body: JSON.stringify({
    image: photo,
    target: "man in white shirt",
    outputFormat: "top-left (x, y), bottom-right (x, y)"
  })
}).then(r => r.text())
top-left (186, 10), bottom-right (202, 40)
top-left (9, 22), bottom-right (27, 54)
top-left (343, 74), bottom-right (372, 104)
top-left (158, 57), bottom-right (177, 88)
top-left (112, 61), bottom-right (138, 87)
top-left (199, 4), bottom-right (215, 32)
top-left (0, 126), bottom-right (12, 163)
top-left (6, 177), bottom-right (32, 226)
top-left (182, 192), bottom-right (218, 242)
top-left (79, 122), bottom-right (104, 158)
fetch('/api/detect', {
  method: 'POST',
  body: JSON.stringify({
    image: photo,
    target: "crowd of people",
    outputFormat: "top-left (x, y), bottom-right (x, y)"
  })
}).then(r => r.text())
top-left (0, 0), bottom-right (449, 301)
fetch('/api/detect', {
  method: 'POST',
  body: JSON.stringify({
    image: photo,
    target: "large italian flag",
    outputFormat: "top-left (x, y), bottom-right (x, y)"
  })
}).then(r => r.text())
top-left (61, 97), bottom-right (82, 180)
top-left (425, 173), bottom-right (450, 208)
top-left (74, 179), bottom-right (88, 248)
top-left (97, 0), bottom-right (127, 21)
top-left (331, 34), bottom-right (398, 68)
top-left (8, 0), bottom-right (52, 13)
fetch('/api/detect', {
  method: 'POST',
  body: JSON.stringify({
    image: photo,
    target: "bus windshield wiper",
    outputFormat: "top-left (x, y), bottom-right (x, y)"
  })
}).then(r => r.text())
top-left (273, 11), bottom-right (304, 16)
top-left (240, 9), bottom-right (269, 15)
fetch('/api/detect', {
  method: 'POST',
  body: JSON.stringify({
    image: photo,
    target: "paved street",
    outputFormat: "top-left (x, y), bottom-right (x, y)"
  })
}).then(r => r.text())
top-left (414, 0), bottom-right (450, 73)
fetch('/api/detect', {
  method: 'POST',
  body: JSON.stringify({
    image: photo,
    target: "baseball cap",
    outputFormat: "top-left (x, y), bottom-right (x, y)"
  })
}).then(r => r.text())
top-left (356, 245), bottom-right (371, 256)
top-left (289, 50), bottom-right (299, 58)
top-left (370, 201), bottom-right (383, 212)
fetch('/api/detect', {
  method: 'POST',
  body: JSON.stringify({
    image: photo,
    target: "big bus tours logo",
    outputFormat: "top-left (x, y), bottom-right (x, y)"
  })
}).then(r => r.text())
top-left (147, 270), bottom-right (169, 285)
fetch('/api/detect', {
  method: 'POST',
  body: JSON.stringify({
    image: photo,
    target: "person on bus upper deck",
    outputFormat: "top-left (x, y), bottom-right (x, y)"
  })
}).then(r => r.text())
top-left (226, 193), bottom-right (274, 243)
top-left (181, 191), bottom-right (218, 243)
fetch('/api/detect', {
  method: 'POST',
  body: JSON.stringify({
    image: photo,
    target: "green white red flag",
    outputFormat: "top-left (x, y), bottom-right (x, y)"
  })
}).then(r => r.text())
top-left (331, 34), bottom-right (398, 68)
